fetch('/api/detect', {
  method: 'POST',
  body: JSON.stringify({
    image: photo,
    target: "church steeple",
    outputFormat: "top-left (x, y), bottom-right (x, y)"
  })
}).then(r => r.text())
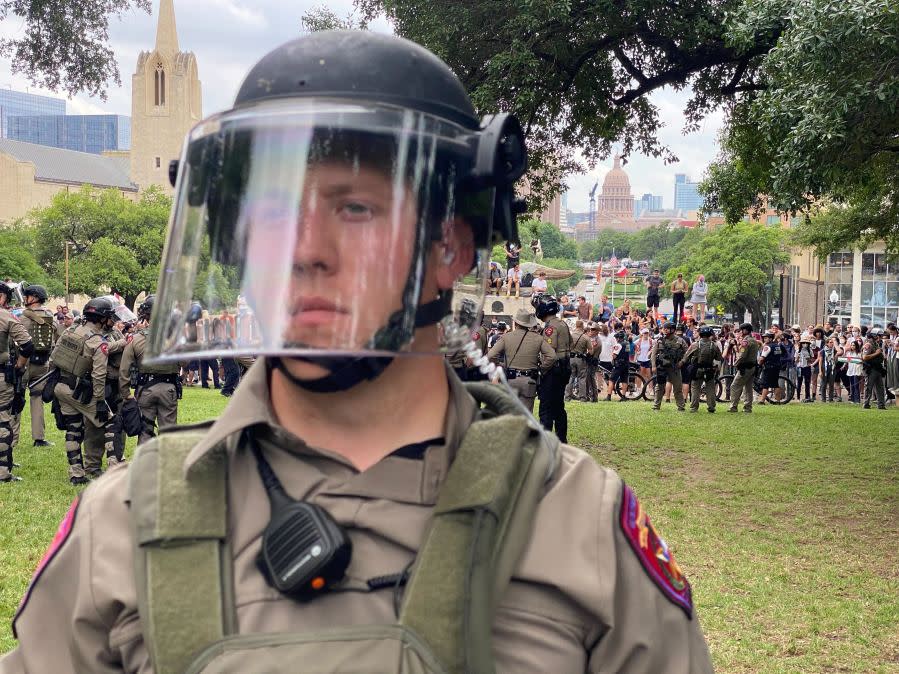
top-left (155, 0), bottom-right (180, 56)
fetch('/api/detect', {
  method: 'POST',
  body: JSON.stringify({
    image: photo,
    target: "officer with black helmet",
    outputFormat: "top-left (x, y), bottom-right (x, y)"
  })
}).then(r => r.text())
top-left (47, 296), bottom-right (118, 485)
top-left (533, 294), bottom-right (572, 441)
top-left (861, 327), bottom-right (888, 409)
top-left (119, 294), bottom-right (182, 444)
top-left (651, 321), bottom-right (688, 411)
top-left (682, 325), bottom-right (722, 412)
top-left (5, 31), bottom-right (712, 672)
top-left (728, 323), bottom-right (759, 413)
top-left (0, 281), bottom-right (34, 483)
top-left (18, 284), bottom-right (55, 447)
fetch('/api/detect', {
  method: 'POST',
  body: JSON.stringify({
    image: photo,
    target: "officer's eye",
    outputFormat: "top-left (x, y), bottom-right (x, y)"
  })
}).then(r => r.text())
top-left (337, 201), bottom-right (376, 222)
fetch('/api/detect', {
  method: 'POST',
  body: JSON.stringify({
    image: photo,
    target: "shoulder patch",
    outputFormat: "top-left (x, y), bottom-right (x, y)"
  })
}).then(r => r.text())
top-left (544, 326), bottom-right (554, 337)
top-left (619, 483), bottom-right (693, 618)
top-left (126, 333), bottom-right (134, 344)
top-left (472, 331), bottom-right (480, 341)
top-left (14, 497), bottom-right (80, 636)
top-left (99, 342), bottom-right (109, 356)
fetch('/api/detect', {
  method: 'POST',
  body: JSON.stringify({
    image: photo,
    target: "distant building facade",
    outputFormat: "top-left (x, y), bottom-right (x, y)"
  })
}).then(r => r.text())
top-left (130, 0), bottom-right (202, 193)
top-left (6, 114), bottom-right (131, 154)
top-left (634, 193), bottom-right (663, 216)
top-left (674, 174), bottom-right (703, 211)
top-left (0, 89), bottom-right (65, 138)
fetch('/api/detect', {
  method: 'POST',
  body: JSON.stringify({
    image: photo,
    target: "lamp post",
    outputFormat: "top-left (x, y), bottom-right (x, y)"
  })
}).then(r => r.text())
top-left (764, 281), bottom-right (773, 329)
top-left (64, 241), bottom-right (73, 303)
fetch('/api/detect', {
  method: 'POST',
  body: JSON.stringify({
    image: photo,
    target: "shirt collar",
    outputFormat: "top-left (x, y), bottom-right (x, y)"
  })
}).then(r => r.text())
top-left (184, 358), bottom-right (478, 490)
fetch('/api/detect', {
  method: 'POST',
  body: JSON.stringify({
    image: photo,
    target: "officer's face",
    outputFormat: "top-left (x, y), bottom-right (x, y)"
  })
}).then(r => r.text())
top-left (246, 160), bottom-right (473, 361)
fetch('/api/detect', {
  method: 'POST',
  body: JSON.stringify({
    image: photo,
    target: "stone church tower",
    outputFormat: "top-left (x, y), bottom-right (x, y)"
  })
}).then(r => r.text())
top-left (130, 0), bottom-right (202, 193)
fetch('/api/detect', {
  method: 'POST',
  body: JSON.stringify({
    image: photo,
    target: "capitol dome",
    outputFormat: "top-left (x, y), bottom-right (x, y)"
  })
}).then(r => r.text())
top-left (597, 155), bottom-right (634, 220)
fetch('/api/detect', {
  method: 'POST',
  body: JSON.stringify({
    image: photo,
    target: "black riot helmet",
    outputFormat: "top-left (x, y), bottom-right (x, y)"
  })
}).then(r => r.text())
top-left (83, 296), bottom-right (118, 323)
top-left (698, 326), bottom-right (714, 338)
top-left (739, 322), bottom-right (754, 334)
top-left (138, 295), bottom-right (156, 321)
top-left (23, 284), bottom-right (49, 304)
top-left (532, 295), bottom-right (560, 320)
top-left (149, 31), bottom-right (529, 394)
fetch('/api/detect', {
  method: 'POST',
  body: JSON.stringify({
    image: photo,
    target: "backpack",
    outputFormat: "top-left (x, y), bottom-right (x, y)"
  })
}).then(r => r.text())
top-left (656, 337), bottom-right (684, 369)
top-left (128, 382), bottom-right (559, 674)
top-left (696, 340), bottom-right (716, 368)
top-left (23, 309), bottom-right (56, 353)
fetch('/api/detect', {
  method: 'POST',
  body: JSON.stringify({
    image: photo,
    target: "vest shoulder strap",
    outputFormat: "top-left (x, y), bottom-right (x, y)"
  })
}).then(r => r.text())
top-left (400, 382), bottom-right (558, 674)
top-left (128, 431), bottom-right (231, 674)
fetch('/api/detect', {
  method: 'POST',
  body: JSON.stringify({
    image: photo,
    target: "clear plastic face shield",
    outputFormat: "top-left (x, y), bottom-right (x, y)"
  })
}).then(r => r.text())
top-left (147, 100), bottom-right (497, 362)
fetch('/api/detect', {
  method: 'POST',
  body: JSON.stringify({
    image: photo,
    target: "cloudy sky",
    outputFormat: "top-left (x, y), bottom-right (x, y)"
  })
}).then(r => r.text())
top-left (0, 0), bottom-right (722, 212)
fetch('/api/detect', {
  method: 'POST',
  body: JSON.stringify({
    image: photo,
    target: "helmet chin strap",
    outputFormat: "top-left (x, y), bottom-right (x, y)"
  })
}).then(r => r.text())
top-left (270, 292), bottom-right (452, 394)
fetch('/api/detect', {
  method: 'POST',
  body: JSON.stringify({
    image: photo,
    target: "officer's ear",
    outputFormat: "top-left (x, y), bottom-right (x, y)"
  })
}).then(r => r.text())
top-left (433, 218), bottom-right (476, 290)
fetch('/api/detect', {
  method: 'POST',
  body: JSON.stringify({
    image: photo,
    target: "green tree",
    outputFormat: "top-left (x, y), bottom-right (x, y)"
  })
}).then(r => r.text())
top-left (578, 230), bottom-right (634, 262)
top-left (0, 0), bottom-right (151, 99)
top-left (0, 223), bottom-right (62, 295)
top-left (702, 0), bottom-right (899, 254)
top-left (664, 222), bottom-right (788, 325)
top-left (519, 219), bottom-right (578, 261)
top-left (627, 223), bottom-right (688, 262)
top-left (304, 1), bottom-right (780, 209)
top-left (27, 186), bottom-right (171, 309)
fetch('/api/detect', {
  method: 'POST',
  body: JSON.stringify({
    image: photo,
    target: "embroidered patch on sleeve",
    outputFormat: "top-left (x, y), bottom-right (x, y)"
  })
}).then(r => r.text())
top-left (619, 483), bottom-right (693, 618)
top-left (472, 331), bottom-right (480, 341)
top-left (99, 342), bottom-right (109, 356)
top-left (13, 497), bottom-right (80, 636)
top-left (544, 326), bottom-right (554, 337)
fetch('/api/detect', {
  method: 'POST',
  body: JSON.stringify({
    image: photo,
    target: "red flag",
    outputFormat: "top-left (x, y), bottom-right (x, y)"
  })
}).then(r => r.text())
top-left (615, 265), bottom-right (629, 277)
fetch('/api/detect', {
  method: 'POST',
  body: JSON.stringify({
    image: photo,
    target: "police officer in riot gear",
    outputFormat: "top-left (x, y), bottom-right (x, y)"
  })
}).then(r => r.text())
top-left (47, 296), bottom-right (118, 485)
top-left (19, 284), bottom-right (55, 447)
top-left (682, 325), bottom-right (722, 413)
top-left (0, 281), bottom-right (34, 483)
top-left (861, 328), bottom-right (888, 409)
top-left (651, 321), bottom-right (688, 411)
top-left (533, 294), bottom-right (571, 441)
top-left (120, 295), bottom-right (181, 444)
top-left (4, 31), bottom-right (712, 673)
top-left (728, 323), bottom-right (759, 413)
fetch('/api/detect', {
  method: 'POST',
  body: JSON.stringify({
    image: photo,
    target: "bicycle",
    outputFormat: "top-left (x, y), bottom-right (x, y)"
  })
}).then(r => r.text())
top-left (715, 370), bottom-right (796, 404)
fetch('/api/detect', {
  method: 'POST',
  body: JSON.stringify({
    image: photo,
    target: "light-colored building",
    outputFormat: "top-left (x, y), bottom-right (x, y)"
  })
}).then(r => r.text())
top-left (782, 244), bottom-right (899, 328)
top-left (595, 156), bottom-right (636, 232)
top-left (0, 139), bottom-right (136, 222)
top-left (130, 0), bottom-right (202, 194)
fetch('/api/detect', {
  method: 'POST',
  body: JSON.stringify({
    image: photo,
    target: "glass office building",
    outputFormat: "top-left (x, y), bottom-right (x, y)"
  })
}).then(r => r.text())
top-left (673, 174), bottom-right (704, 211)
top-left (6, 114), bottom-right (131, 154)
top-left (824, 250), bottom-right (899, 327)
top-left (0, 89), bottom-right (66, 137)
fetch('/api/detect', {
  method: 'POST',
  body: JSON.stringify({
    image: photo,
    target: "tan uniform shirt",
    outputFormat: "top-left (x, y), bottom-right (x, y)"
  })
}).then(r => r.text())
top-left (3, 361), bottom-right (713, 673)
top-left (0, 308), bottom-right (32, 362)
top-left (570, 330), bottom-right (593, 356)
top-left (487, 328), bottom-right (556, 374)
top-left (650, 335), bottom-right (688, 371)
top-left (103, 328), bottom-right (129, 383)
top-left (542, 316), bottom-right (571, 357)
top-left (734, 336), bottom-right (759, 369)
top-left (118, 331), bottom-right (150, 398)
top-left (682, 339), bottom-right (723, 367)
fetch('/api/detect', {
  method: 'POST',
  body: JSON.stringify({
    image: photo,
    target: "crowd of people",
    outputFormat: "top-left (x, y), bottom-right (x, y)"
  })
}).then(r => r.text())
top-left (466, 293), bottom-right (898, 413)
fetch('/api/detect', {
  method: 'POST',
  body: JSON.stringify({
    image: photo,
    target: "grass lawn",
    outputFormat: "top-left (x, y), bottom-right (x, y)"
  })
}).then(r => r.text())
top-left (2, 387), bottom-right (898, 672)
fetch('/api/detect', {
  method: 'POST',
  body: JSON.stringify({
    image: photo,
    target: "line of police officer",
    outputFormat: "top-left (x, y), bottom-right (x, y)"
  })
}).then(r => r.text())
top-left (0, 289), bottom-right (181, 485)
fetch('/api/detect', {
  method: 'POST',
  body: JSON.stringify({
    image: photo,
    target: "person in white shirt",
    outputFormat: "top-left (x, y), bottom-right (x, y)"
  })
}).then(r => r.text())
top-left (531, 271), bottom-right (548, 295)
top-left (506, 264), bottom-right (521, 297)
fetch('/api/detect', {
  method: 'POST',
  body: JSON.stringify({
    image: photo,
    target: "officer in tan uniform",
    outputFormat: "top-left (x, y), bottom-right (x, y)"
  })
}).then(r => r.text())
top-left (2, 31), bottom-right (713, 673)
top-left (48, 296), bottom-right (119, 485)
top-left (0, 282), bottom-right (34, 483)
top-left (728, 322), bottom-right (759, 413)
top-left (119, 295), bottom-right (180, 445)
top-left (651, 321), bottom-right (688, 411)
top-left (83, 302), bottom-right (135, 477)
top-left (486, 308), bottom-right (556, 412)
top-left (18, 285), bottom-right (55, 447)
top-left (565, 319), bottom-right (593, 401)
top-left (681, 325), bottom-right (722, 413)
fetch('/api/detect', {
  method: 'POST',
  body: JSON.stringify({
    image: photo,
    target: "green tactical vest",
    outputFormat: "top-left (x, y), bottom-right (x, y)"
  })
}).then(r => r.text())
top-left (128, 382), bottom-right (559, 674)
top-left (696, 340), bottom-right (716, 368)
top-left (22, 308), bottom-right (56, 353)
top-left (136, 328), bottom-right (181, 375)
top-left (50, 327), bottom-right (94, 377)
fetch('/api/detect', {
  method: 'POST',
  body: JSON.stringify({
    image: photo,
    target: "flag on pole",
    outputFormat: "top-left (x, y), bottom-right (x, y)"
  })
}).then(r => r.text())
top-left (615, 265), bottom-right (629, 277)
top-left (610, 255), bottom-right (619, 267)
